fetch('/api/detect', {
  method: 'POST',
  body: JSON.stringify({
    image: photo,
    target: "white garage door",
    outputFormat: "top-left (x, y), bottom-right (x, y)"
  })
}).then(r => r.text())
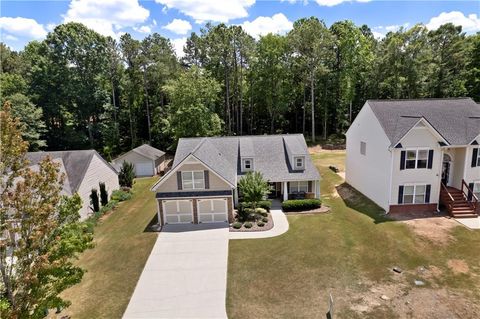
top-left (197, 198), bottom-right (229, 223)
top-left (135, 162), bottom-right (153, 176)
top-left (162, 200), bottom-right (194, 224)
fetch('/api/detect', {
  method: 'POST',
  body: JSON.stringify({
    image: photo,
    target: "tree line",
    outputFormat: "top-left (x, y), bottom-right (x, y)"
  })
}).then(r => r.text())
top-left (1, 18), bottom-right (479, 157)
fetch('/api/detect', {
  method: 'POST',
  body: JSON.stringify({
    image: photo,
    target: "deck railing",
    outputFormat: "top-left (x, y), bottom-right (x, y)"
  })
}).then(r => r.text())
top-left (440, 183), bottom-right (454, 214)
top-left (462, 179), bottom-right (478, 211)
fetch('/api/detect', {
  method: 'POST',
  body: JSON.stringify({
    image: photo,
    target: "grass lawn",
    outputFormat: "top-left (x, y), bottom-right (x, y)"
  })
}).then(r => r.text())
top-left (227, 150), bottom-right (480, 318)
top-left (59, 177), bottom-right (159, 319)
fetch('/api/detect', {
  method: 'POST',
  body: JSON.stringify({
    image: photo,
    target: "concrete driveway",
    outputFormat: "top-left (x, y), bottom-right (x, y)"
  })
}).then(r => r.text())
top-left (123, 223), bottom-right (229, 319)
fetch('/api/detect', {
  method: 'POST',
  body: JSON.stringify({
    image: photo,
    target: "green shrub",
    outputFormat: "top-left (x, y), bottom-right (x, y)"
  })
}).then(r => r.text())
top-left (282, 199), bottom-right (322, 212)
top-left (262, 217), bottom-right (269, 223)
top-left (111, 189), bottom-right (132, 202)
top-left (239, 200), bottom-right (272, 212)
top-left (257, 221), bottom-right (265, 227)
top-left (90, 189), bottom-right (100, 212)
top-left (119, 161), bottom-right (135, 188)
top-left (244, 222), bottom-right (253, 229)
top-left (99, 182), bottom-right (108, 206)
top-left (232, 222), bottom-right (242, 229)
top-left (255, 207), bottom-right (267, 216)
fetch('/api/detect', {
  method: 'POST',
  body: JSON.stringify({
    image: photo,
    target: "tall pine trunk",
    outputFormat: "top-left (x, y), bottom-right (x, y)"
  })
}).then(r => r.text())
top-left (311, 70), bottom-right (315, 142)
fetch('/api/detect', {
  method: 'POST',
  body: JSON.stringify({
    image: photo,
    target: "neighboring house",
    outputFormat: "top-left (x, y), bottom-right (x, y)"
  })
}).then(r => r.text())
top-left (112, 144), bottom-right (166, 177)
top-left (151, 134), bottom-right (320, 225)
top-left (27, 150), bottom-right (119, 220)
top-left (346, 98), bottom-right (480, 218)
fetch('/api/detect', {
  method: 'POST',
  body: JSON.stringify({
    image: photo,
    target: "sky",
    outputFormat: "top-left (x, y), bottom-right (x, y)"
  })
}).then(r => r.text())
top-left (1, 0), bottom-right (479, 57)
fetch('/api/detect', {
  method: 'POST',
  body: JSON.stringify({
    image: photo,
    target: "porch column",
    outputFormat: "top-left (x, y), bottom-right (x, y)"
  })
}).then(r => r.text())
top-left (234, 188), bottom-right (239, 206)
top-left (283, 181), bottom-right (288, 201)
top-left (315, 180), bottom-right (321, 199)
top-left (156, 199), bottom-right (162, 226)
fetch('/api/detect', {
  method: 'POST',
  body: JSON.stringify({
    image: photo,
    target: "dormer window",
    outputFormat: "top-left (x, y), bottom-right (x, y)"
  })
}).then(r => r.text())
top-left (294, 156), bottom-right (304, 170)
top-left (242, 158), bottom-right (253, 172)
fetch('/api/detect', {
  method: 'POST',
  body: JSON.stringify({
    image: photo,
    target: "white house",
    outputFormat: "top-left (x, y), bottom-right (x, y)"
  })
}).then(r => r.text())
top-left (27, 150), bottom-right (119, 220)
top-left (346, 98), bottom-right (480, 218)
top-left (112, 144), bottom-right (166, 177)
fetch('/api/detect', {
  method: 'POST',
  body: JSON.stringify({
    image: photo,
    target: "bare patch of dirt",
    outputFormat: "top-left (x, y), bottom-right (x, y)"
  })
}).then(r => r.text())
top-left (389, 212), bottom-right (458, 245)
top-left (337, 171), bottom-right (345, 180)
top-left (347, 273), bottom-right (480, 318)
top-left (447, 259), bottom-right (470, 275)
top-left (308, 145), bottom-right (346, 155)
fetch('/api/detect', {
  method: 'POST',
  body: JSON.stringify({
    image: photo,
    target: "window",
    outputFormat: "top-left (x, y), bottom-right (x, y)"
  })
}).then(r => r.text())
top-left (360, 141), bottom-right (367, 155)
top-left (290, 181), bottom-right (308, 193)
top-left (403, 184), bottom-right (426, 204)
top-left (182, 171), bottom-right (204, 190)
top-left (405, 149), bottom-right (430, 169)
top-left (294, 156), bottom-right (304, 169)
top-left (242, 158), bottom-right (253, 171)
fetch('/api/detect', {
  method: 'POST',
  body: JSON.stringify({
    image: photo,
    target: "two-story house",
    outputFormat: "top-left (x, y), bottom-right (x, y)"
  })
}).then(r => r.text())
top-left (346, 98), bottom-right (480, 218)
top-left (151, 134), bottom-right (321, 225)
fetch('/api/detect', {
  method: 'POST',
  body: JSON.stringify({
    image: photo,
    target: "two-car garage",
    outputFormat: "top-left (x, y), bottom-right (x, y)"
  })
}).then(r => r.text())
top-left (160, 198), bottom-right (230, 225)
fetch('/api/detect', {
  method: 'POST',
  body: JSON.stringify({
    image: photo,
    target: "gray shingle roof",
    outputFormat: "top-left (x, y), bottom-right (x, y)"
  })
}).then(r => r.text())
top-left (132, 144), bottom-right (165, 160)
top-left (26, 150), bottom-right (116, 193)
top-left (171, 134), bottom-right (320, 184)
top-left (368, 98), bottom-right (480, 146)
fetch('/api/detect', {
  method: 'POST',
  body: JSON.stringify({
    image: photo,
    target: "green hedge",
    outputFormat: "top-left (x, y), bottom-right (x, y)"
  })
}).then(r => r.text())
top-left (111, 189), bottom-right (132, 202)
top-left (281, 199), bottom-right (322, 212)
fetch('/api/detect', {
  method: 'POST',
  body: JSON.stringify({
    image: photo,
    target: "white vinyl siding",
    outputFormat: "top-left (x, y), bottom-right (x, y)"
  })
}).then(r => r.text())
top-left (77, 154), bottom-right (119, 220)
top-left (181, 171), bottom-right (205, 190)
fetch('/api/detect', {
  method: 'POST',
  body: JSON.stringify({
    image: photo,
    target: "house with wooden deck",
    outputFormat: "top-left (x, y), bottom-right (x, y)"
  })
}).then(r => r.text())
top-left (151, 134), bottom-right (320, 225)
top-left (346, 98), bottom-right (480, 218)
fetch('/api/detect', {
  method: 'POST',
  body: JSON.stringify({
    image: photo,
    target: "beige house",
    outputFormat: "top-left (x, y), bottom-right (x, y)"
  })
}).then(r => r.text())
top-left (151, 134), bottom-right (321, 226)
top-left (346, 98), bottom-right (480, 218)
top-left (112, 144), bottom-right (166, 177)
top-left (27, 150), bottom-right (119, 220)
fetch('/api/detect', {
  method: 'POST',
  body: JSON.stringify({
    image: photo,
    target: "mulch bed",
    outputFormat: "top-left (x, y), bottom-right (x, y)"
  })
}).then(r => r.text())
top-left (284, 205), bottom-right (331, 215)
top-left (229, 212), bottom-right (274, 232)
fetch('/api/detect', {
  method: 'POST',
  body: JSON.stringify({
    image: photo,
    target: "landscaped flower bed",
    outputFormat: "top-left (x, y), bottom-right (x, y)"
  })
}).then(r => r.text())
top-left (229, 202), bottom-right (274, 232)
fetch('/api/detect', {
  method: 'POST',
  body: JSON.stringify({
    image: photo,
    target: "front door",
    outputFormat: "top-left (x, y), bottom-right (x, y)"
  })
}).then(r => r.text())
top-left (442, 161), bottom-right (450, 186)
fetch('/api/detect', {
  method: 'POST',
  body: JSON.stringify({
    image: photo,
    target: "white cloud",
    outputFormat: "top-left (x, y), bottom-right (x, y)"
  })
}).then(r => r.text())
top-left (171, 37), bottom-right (187, 58)
top-left (63, 0), bottom-right (150, 37)
top-left (0, 17), bottom-right (47, 40)
top-left (134, 25), bottom-right (152, 34)
top-left (155, 0), bottom-right (255, 23)
top-left (46, 23), bottom-right (57, 32)
top-left (426, 11), bottom-right (480, 33)
top-left (315, 0), bottom-right (370, 6)
top-left (371, 31), bottom-right (384, 39)
top-left (163, 19), bottom-right (192, 35)
top-left (241, 13), bottom-right (293, 39)
top-left (4, 34), bottom-right (18, 41)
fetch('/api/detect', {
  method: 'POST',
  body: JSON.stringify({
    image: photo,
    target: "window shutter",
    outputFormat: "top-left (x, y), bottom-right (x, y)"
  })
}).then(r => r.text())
top-left (177, 171), bottom-right (182, 190)
top-left (287, 182), bottom-right (290, 194)
top-left (472, 148), bottom-right (478, 167)
top-left (425, 184), bottom-right (431, 203)
top-left (427, 150), bottom-right (434, 169)
top-left (308, 181), bottom-right (313, 192)
top-left (398, 185), bottom-right (404, 204)
top-left (468, 183), bottom-right (474, 201)
top-left (400, 151), bottom-right (406, 170)
top-left (204, 170), bottom-right (210, 189)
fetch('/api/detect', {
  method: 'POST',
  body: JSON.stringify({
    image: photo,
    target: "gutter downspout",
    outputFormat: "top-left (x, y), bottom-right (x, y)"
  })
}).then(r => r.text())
top-left (387, 147), bottom-right (394, 214)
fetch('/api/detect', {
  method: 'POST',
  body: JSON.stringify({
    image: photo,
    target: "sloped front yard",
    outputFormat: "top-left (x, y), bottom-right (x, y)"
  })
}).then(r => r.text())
top-left (227, 150), bottom-right (480, 318)
top-left (59, 177), bottom-right (159, 319)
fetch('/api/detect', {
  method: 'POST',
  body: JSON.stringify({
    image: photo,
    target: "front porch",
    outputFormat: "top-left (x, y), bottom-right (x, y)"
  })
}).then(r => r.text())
top-left (268, 180), bottom-right (321, 201)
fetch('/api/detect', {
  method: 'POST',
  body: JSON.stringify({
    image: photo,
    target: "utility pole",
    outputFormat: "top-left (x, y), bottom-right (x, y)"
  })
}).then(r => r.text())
top-left (142, 64), bottom-right (152, 144)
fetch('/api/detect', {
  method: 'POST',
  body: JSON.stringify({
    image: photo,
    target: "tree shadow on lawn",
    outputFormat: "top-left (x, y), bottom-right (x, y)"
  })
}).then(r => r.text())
top-left (335, 182), bottom-right (392, 224)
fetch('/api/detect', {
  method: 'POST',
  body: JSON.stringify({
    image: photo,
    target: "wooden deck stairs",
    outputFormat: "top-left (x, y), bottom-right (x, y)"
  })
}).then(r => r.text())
top-left (440, 181), bottom-right (478, 218)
